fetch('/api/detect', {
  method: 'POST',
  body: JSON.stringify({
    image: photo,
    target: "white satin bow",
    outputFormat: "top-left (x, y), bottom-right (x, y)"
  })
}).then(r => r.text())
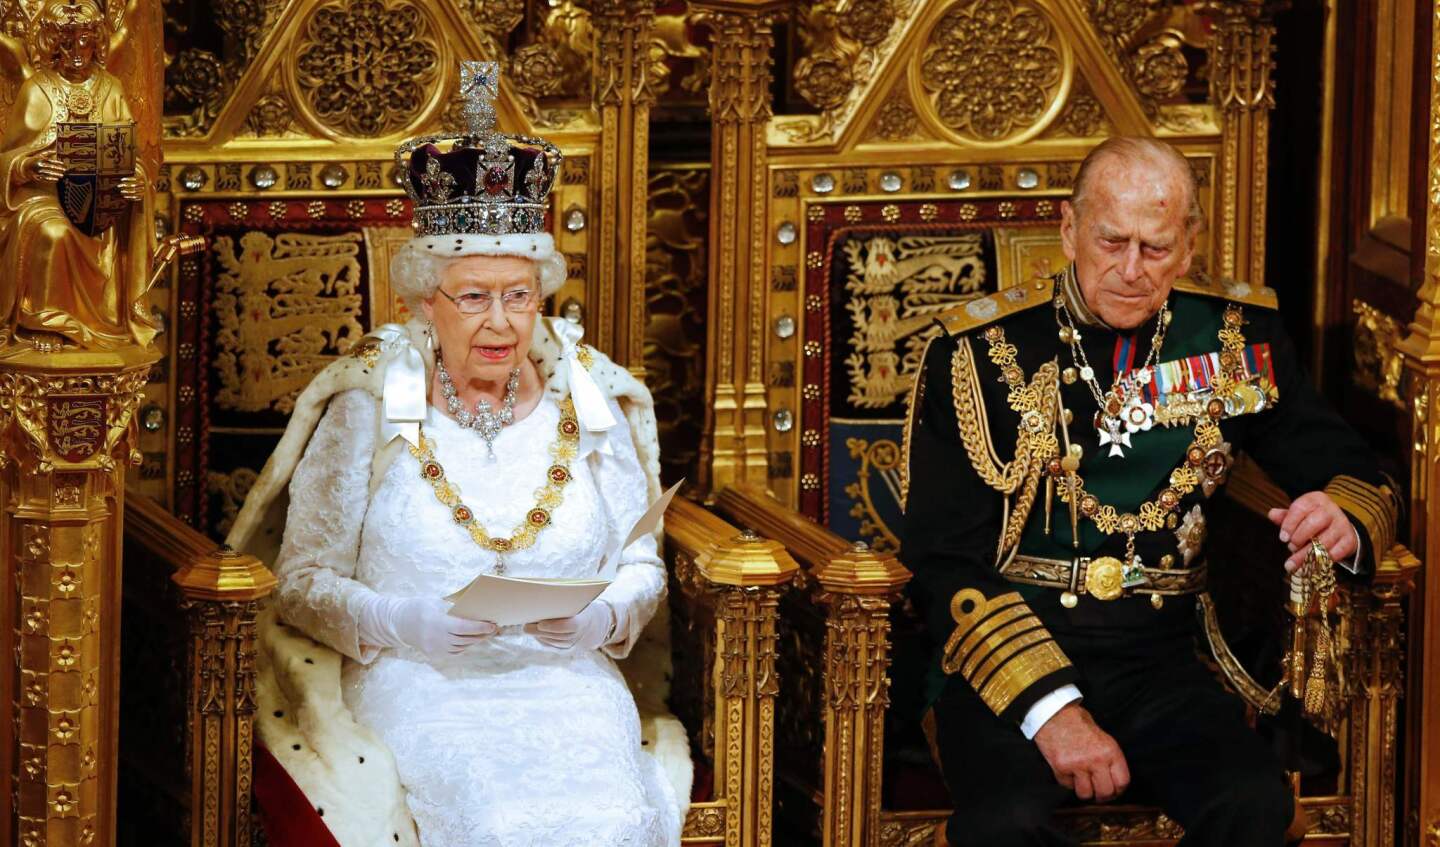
top-left (376, 326), bottom-right (427, 448)
top-left (552, 319), bottom-right (617, 457)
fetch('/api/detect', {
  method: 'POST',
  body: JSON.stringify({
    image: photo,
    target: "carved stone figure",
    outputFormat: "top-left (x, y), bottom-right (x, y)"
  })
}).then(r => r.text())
top-left (0, 0), bottom-right (157, 350)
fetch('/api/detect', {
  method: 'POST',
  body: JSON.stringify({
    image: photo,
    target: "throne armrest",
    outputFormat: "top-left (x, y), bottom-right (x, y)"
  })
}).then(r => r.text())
top-left (713, 483), bottom-right (911, 846)
top-left (123, 491), bottom-right (277, 846)
top-left (664, 495), bottom-right (801, 845)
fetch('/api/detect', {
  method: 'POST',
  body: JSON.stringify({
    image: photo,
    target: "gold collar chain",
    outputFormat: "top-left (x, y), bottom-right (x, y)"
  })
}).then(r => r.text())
top-left (1053, 285), bottom-right (1171, 458)
top-left (409, 396), bottom-right (581, 574)
top-left (977, 303), bottom-right (1248, 600)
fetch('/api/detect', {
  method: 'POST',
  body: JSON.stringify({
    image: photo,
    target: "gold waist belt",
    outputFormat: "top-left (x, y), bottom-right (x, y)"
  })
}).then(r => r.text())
top-left (1001, 554), bottom-right (1207, 602)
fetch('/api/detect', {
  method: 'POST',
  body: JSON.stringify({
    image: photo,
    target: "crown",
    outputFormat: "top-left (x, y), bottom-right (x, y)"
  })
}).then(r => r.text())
top-left (394, 62), bottom-right (563, 238)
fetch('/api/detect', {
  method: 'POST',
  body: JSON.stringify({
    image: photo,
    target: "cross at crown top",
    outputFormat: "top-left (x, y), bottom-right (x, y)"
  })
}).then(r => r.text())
top-left (459, 60), bottom-right (500, 138)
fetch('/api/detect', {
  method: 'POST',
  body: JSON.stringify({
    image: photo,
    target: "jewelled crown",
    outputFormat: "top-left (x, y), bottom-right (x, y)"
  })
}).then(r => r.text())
top-left (394, 62), bottom-right (562, 238)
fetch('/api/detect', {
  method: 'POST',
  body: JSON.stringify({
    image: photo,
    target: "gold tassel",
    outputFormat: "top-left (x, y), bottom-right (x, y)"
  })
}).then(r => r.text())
top-left (1304, 625), bottom-right (1330, 716)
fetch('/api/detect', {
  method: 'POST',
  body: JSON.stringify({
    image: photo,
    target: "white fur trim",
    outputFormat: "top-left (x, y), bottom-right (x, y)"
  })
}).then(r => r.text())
top-left (227, 319), bottom-right (684, 841)
top-left (255, 608), bottom-right (419, 847)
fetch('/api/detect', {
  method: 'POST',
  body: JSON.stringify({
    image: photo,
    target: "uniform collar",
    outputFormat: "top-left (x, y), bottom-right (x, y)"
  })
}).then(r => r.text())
top-left (1057, 263), bottom-right (1111, 330)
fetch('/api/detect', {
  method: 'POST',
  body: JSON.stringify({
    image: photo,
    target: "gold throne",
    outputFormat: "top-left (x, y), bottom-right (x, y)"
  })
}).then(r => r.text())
top-left (4, 0), bottom-right (1435, 844)
top-left (688, 0), bottom-right (1427, 844)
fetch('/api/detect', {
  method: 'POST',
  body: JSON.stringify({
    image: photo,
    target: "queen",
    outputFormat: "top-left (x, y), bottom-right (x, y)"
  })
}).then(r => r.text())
top-left (226, 64), bottom-right (682, 846)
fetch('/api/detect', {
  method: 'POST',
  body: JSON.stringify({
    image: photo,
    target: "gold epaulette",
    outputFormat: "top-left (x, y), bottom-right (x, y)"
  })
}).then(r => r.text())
top-left (1172, 276), bottom-right (1279, 310)
top-left (938, 280), bottom-right (1054, 336)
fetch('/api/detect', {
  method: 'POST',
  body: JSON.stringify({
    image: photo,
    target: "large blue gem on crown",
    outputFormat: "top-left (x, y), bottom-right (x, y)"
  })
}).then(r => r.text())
top-left (394, 61), bottom-right (562, 238)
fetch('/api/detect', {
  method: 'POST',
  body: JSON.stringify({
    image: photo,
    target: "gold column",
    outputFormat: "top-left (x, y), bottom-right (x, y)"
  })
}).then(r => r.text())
top-left (122, 487), bottom-right (277, 847)
top-left (1344, 549), bottom-right (1418, 847)
top-left (174, 550), bottom-right (274, 847)
top-left (1399, 2), bottom-right (1440, 834)
top-left (585, 0), bottom-right (656, 368)
top-left (694, 0), bottom-right (786, 492)
top-left (812, 542), bottom-right (910, 847)
top-left (1209, 3), bottom-right (1277, 286)
top-left (1, 346), bottom-right (156, 847)
top-left (697, 528), bottom-right (798, 847)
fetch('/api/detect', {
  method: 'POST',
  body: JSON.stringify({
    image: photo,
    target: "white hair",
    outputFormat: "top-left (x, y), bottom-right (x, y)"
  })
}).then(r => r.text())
top-left (1072, 136), bottom-right (1205, 233)
top-left (389, 232), bottom-right (567, 311)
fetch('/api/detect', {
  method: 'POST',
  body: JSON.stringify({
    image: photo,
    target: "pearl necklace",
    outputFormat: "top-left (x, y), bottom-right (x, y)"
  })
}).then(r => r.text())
top-left (437, 359), bottom-right (520, 459)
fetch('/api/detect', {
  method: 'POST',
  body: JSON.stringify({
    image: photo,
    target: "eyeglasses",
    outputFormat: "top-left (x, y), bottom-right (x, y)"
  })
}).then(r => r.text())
top-left (437, 287), bottom-right (538, 316)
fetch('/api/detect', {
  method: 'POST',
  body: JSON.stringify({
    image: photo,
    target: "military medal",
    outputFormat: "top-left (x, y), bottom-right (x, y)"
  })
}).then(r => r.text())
top-left (1053, 285), bottom-right (1170, 459)
top-left (1097, 416), bottom-right (1131, 456)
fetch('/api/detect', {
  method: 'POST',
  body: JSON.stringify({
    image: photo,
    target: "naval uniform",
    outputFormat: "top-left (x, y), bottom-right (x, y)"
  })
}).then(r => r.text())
top-left (899, 267), bottom-right (1400, 847)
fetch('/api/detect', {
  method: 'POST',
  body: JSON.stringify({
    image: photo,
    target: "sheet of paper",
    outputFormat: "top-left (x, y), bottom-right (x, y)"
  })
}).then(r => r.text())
top-left (445, 574), bottom-right (611, 627)
top-left (598, 479), bottom-right (685, 578)
top-left (443, 573), bottom-right (613, 625)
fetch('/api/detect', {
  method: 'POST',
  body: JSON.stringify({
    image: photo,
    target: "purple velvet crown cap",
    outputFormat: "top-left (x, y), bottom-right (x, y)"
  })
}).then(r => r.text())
top-left (404, 142), bottom-right (554, 205)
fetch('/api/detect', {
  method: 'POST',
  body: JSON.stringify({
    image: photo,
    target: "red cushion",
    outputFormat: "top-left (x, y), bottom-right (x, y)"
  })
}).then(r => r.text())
top-left (253, 744), bottom-right (341, 847)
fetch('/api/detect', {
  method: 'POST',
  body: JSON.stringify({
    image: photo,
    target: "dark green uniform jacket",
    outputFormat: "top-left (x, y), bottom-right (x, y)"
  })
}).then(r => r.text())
top-left (900, 268), bottom-right (1400, 725)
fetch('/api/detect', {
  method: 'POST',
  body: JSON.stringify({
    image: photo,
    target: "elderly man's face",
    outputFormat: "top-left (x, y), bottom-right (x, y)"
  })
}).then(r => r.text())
top-left (1059, 157), bottom-right (1195, 330)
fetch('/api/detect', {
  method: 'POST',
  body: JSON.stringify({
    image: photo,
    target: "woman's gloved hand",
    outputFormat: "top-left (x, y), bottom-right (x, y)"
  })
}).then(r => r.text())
top-left (523, 600), bottom-right (616, 651)
top-left (359, 595), bottom-right (498, 657)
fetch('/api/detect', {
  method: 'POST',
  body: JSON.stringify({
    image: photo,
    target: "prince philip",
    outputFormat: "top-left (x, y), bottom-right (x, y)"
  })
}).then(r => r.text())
top-left (901, 137), bottom-right (1400, 846)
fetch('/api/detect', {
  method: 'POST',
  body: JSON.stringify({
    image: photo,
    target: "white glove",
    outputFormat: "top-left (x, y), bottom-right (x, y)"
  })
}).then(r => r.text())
top-left (523, 600), bottom-right (616, 651)
top-left (357, 595), bottom-right (497, 658)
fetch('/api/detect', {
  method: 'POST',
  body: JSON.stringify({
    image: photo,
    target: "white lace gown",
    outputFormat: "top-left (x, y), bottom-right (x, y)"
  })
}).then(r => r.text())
top-left (272, 388), bottom-right (680, 847)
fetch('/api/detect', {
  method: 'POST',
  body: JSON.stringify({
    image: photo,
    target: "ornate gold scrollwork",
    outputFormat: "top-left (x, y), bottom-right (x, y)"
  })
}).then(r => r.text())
top-left (455, 0), bottom-right (525, 55)
top-left (1130, 30), bottom-right (1188, 100)
top-left (244, 89), bottom-right (299, 138)
top-left (1041, 78), bottom-right (1110, 138)
top-left (165, 0), bottom-right (282, 137)
top-left (1085, 0), bottom-right (1200, 109)
top-left (868, 87), bottom-right (921, 141)
top-left (911, 0), bottom-right (1070, 145)
top-left (1210, 10), bottom-right (1276, 111)
top-left (1352, 299), bottom-right (1407, 409)
top-left (0, 358), bottom-right (151, 473)
top-left (507, 0), bottom-right (594, 123)
top-left (289, 0), bottom-right (444, 138)
top-left (681, 804), bottom-right (726, 839)
top-left (780, 0), bottom-right (911, 143)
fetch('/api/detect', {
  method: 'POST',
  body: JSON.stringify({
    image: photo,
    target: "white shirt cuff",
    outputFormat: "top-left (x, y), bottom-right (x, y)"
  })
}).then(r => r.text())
top-left (1339, 524), bottom-right (1362, 575)
top-left (1020, 684), bottom-right (1083, 739)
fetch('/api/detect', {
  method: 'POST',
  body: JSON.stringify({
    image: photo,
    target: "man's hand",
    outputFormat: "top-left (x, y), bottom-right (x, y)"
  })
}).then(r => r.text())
top-left (1266, 491), bottom-right (1355, 572)
top-left (1032, 703), bottom-right (1130, 803)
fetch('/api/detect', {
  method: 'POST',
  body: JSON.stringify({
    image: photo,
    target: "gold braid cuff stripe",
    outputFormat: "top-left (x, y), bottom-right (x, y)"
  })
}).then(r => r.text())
top-left (977, 642), bottom-right (1072, 716)
top-left (1323, 474), bottom-right (1400, 559)
top-left (409, 396), bottom-right (581, 555)
top-left (956, 605), bottom-right (1036, 677)
top-left (942, 589), bottom-right (1071, 716)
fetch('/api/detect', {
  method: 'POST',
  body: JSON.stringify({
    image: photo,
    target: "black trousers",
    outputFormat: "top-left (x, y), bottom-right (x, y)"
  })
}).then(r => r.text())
top-left (933, 636), bottom-right (1293, 847)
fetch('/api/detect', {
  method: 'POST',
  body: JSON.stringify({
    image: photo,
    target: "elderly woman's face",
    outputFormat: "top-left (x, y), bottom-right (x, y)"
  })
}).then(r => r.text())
top-left (421, 255), bottom-right (540, 385)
